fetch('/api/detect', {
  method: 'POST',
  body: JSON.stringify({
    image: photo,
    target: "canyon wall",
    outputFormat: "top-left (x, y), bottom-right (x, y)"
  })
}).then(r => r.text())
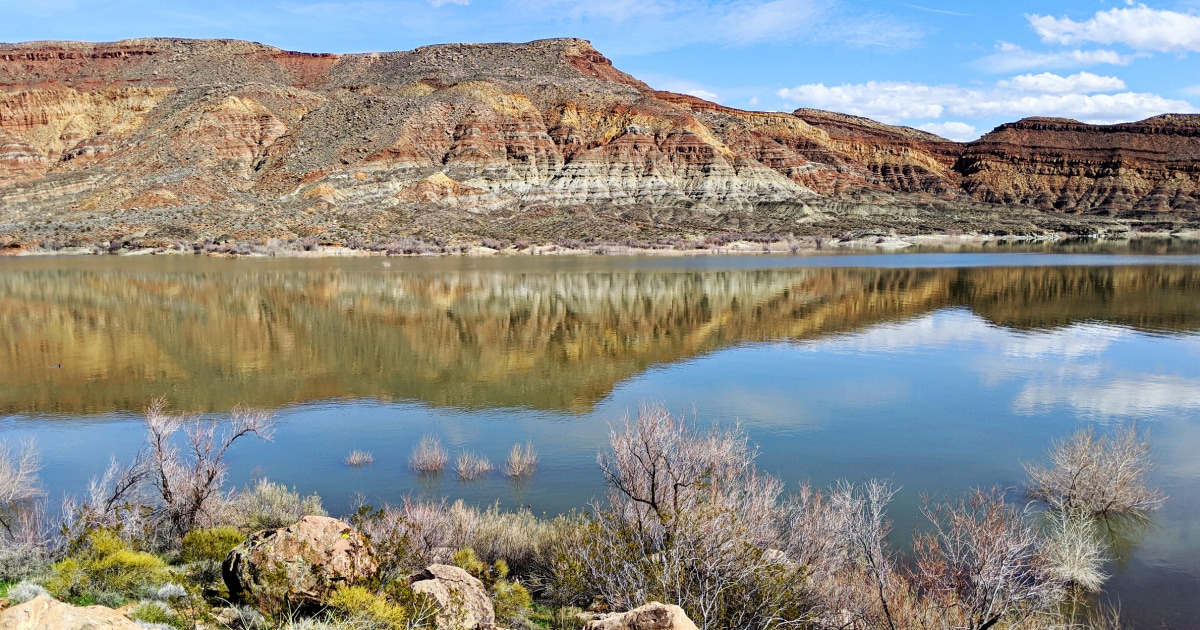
top-left (0, 38), bottom-right (1198, 247)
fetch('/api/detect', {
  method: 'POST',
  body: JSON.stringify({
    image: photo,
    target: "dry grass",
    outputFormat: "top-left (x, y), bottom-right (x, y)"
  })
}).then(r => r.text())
top-left (503, 442), bottom-right (539, 479)
top-left (344, 450), bottom-right (374, 467)
top-left (1026, 424), bottom-right (1164, 515)
top-left (409, 435), bottom-right (448, 474)
top-left (455, 451), bottom-right (493, 481)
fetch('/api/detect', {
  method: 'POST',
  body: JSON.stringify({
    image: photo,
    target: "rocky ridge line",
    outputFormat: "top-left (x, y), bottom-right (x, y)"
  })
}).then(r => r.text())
top-left (0, 37), bottom-right (1198, 249)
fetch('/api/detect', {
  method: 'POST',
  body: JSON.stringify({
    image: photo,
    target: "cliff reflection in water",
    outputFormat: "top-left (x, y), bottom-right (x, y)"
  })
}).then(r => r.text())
top-left (4, 261), bottom-right (1200, 415)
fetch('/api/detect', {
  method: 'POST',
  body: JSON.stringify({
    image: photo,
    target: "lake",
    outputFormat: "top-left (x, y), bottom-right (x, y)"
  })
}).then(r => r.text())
top-left (2, 251), bottom-right (1199, 628)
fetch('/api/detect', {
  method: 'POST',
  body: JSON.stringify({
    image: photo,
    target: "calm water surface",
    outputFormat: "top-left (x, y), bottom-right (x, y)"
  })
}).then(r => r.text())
top-left (2, 252), bottom-right (1199, 628)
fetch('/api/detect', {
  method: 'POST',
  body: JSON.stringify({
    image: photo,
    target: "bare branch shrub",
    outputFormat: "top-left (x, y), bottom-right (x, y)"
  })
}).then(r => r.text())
top-left (1043, 510), bottom-right (1108, 593)
top-left (584, 403), bottom-right (809, 630)
top-left (0, 439), bottom-right (55, 580)
top-left (1025, 424), bottom-right (1164, 515)
top-left (456, 451), bottom-right (493, 481)
top-left (409, 435), bottom-right (448, 474)
top-left (913, 488), bottom-right (1067, 630)
top-left (0, 439), bottom-right (41, 510)
top-left (228, 478), bottom-right (326, 532)
top-left (144, 398), bottom-right (275, 540)
top-left (345, 450), bottom-right (375, 467)
top-left (504, 442), bottom-right (539, 479)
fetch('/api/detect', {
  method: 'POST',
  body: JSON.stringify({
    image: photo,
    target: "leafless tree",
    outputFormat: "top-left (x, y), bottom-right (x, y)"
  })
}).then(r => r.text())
top-left (913, 488), bottom-right (1066, 630)
top-left (137, 398), bottom-right (274, 541)
top-left (1025, 424), bottom-right (1164, 515)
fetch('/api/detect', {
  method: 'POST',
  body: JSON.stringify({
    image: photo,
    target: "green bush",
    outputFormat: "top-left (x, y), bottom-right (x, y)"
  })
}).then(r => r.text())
top-left (452, 548), bottom-right (531, 626)
top-left (180, 526), bottom-right (244, 564)
top-left (327, 585), bottom-right (412, 629)
top-left (129, 601), bottom-right (188, 630)
top-left (45, 528), bottom-right (175, 603)
top-left (492, 578), bottom-right (532, 626)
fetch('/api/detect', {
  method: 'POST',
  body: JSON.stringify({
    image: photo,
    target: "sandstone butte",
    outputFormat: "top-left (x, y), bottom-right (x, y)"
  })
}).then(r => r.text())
top-left (1, 37), bottom-right (1198, 250)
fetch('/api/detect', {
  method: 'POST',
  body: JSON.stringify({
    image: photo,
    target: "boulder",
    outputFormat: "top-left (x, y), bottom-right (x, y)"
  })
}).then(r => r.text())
top-left (408, 564), bottom-right (495, 630)
top-left (583, 602), bottom-right (699, 630)
top-left (222, 515), bottom-right (378, 613)
top-left (0, 595), bottom-right (142, 629)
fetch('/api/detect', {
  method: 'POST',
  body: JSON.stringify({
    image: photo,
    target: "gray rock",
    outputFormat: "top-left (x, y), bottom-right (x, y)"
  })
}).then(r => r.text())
top-left (408, 564), bottom-right (496, 630)
top-left (222, 515), bottom-right (378, 614)
top-left (583, 602), bottom-right (699, 630)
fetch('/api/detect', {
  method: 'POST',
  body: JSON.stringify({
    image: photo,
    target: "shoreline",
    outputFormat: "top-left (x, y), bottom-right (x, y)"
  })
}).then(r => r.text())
top-left (5, 230), bottom-right (1199, 259)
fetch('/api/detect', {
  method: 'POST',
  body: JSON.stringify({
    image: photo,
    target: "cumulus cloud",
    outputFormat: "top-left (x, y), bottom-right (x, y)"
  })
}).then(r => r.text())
top-left (916, 121), bottom-right (977, 141)
top-left (997, 71), bottom-right (1126, 94)
top-left (1030, 5), bottom-right (1200, 53)
top-left (776, 71), bottom-right (1197, 128)
top-left (975, 42), bottom-right (1136, 73)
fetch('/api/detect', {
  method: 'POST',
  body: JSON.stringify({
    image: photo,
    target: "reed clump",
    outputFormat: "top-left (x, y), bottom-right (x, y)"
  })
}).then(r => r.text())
top-left (408, 435), bottom-right (448, 474)
top-left (503, 442), bottom-right (538, 479)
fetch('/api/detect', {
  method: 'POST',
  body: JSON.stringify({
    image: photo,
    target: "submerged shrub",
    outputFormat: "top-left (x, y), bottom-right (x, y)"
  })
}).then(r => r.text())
top-left (1043, 510), bottom-right (1108, 592)
top-left (456, 451), bottom-right (493, 481)
top-left (410, 436), bottom-right (448, 474)
top-left (45, 528), bottom-right (175, 603)
top-left (1026, 424), bottom-right (1164, 515)
top-left (345, 450), bottom-right (375, 467)
top-left (503, 442), bottom-right (538, 479)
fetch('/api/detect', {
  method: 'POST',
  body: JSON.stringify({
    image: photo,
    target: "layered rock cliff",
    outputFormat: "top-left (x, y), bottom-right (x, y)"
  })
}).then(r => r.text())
top-left (0, 37), bottom-right (1197, 249)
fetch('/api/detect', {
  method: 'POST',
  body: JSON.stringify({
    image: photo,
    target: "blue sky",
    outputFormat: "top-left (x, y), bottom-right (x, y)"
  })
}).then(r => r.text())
top-left (3, 0), bottom-right (1200, 140)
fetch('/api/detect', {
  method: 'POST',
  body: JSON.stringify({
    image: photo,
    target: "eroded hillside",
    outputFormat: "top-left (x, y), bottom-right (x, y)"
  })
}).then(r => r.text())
top-left (0, 38), bottom-right (1198, 248)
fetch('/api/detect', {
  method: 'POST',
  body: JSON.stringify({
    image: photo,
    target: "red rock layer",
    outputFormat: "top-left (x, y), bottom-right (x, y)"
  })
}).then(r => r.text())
top-left (0, 37), bottom-right (1197, 247)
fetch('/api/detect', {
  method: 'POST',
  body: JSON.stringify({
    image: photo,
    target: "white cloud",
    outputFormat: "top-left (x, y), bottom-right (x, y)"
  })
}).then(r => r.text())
top-left (777, 73), bottom-right (1197, 126)
top-left (1030, 5), bottom-right (1200, 53)
top-left (687, 89), bottom-right (719, 101)
top-left (976, 42), bottom-right (1136, 73)
top-left (915, 121), bottom-right (978, 141)
top-left (997, 71), bottom-right (1126, 95)
top-left (1015, 375), bottom-right (1200, 418)
top-left (643, 75), bottom-right (723, 103)
top-left (429, 0), bottom-right (469, 5)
